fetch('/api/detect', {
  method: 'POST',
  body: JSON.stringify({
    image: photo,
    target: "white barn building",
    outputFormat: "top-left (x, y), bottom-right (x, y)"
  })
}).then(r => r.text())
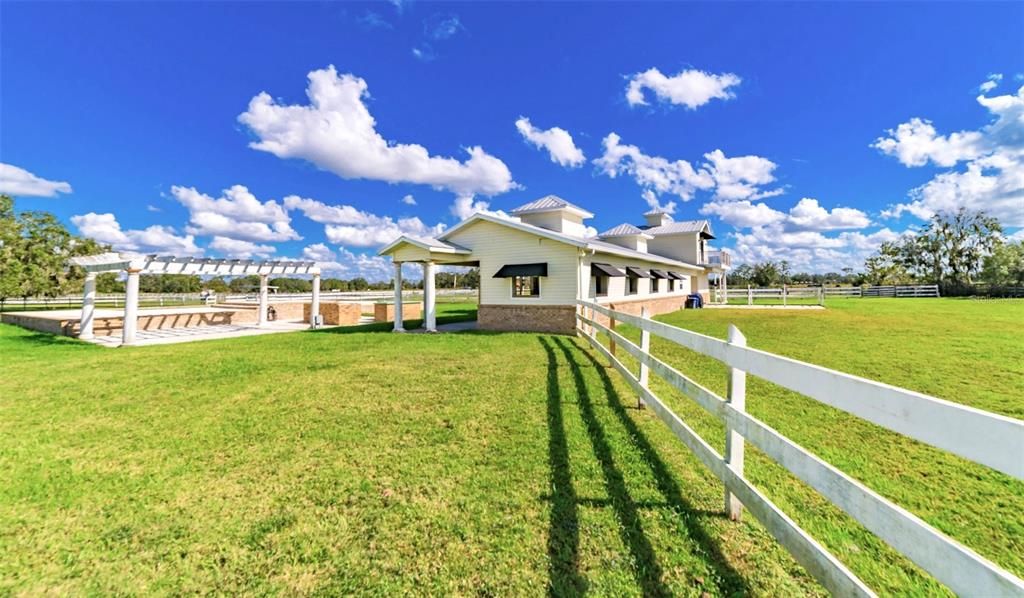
top-left (379, 195), bottom-right (731, 334)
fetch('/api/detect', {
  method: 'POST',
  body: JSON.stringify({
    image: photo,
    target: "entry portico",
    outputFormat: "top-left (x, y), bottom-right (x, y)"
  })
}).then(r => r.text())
top-left (68, 253), bottom-right (321, 346)
top-left (376, 237), bottom-right (476, 332)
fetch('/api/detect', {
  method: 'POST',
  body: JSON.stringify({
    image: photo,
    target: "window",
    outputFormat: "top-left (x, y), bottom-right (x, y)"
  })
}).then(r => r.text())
top-left (669, 279), bottom-right (676, 292)
top-left (594, 276), bottom-right (608, 297)
top-left (626, 275), bottom-right (638, 295)
top-left (512, 275), bottom-right (540, 298)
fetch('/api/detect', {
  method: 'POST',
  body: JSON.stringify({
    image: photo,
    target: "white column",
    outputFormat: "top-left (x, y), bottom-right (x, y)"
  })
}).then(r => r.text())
top-left (80, 272), bottom-right (97, 340)
top-left (121, 268), bottom-right (141, 346)
top-left (423, 260), bottom-right (436, 332)
top-left (258, 274), bottom-right (269, 326)
top-left (309, 271), bottom-right (321, 327)
top-left (721, 271), bottom-right (728, 304)
top-left (393, 261), bottom-right (404, 332)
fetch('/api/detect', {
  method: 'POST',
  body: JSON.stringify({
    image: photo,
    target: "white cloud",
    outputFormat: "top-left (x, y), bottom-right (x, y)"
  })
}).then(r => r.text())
top-left (401, 194), bottom-right (417, 205)
top-left (285, 194), bottom-right (446, 247)
top-left (208, 236), bottom-right (276, 259)
top-left (146, 205), bottom-right (161, 212)
top-left (594, 133), bottom-right (714, 201)
top-left (71, 212), bottom-right (202, 256)
top-left (729, 224), bottom-right (902, 272)
top-left (701, 200), bottom-right (786, 228)
top-left (171, 185), bottom-right (300, 243)
top-left (702, 197), bottom-right (869, 231)
top-left (625, 67), bottom-right (741, 109)
top-left (594, 133), bottom-right (781, 206)
top-left (641, 189), bottom-right (676, 215)
top-left (871, 118), bottom-right (984, 167)
top-left (876, 84), bottom-right (1024, 226)
top-left (702, 149), bottom-right (783, 201)
top-left (515, 117), bottom-right (586, 168)
top-left (786, 198), bottom-right (870, 230)
top-left (424, 14), bottom-right (464, 40)
top-left (0, 163), bottom-right (72, 197)
top-left (238, 66), bottom-right (516, 202)
top-left (980, 73), bottom-right (1003, 93)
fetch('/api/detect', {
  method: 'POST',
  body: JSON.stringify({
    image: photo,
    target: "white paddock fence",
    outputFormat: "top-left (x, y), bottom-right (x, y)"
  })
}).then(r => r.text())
top-left (2, 293), bottom-right (209, 310)
top-left (712, 284), bottom-right (941, 304)
top-left (575, 300), bottom-right (1023, 597)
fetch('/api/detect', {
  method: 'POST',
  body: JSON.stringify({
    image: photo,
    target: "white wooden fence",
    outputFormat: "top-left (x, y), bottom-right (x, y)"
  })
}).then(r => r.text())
top-left (575, 299), bottom-right (1024, 597)
top-left (862, 284), bottom-right (940, 297)
top-left (712, 284), bottom-right (942, 304)
top-left (2, 293), bottom-right (207, 310)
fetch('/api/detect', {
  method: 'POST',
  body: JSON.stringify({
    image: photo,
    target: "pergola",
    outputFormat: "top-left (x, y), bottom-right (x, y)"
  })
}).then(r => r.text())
top-left (377, 237), bottom-right (477, 333)
top-left (68, 253), bottom-right (321, 346)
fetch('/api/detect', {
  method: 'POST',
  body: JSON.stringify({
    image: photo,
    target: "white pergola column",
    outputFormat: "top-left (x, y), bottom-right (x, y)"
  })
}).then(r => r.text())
top-left (257, 274), bottom-right (269, 327)
top-left (721, 271), bottom-right (728, 304)
top-left (309, 270), bottom-right (321, 328)
top-left (393, 261), bottom-right (404, 332)
top-left (80, 272), bottom-right (97, 340)
top-left (121, 268), bottom-right (141, 346)
top-left (423, 260), bottom-right (437, 332)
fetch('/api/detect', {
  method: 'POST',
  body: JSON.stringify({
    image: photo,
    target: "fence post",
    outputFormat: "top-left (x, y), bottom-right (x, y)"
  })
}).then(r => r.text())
top-left (638, 307), bottom-right (650, 410)
top-left (608, 311), bottom-right (617, 364)
top-left (818, 286), bottom-right (824, 306)
top-left (782, 284), bottom-right (788, 306)
top-left (747, 285), bottom-right (752, 306)
top-left (725, 324), bottom-right (747, 521)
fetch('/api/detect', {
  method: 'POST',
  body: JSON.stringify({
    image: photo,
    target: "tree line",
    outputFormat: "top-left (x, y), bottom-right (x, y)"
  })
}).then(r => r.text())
top-left (731, 209), bottom-right (1023, 295)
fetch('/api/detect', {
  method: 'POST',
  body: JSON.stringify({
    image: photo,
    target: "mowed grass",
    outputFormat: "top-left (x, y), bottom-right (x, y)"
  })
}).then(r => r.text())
top-left (0, 299), bottom-right (1021, 595)
top-left (604, 298), bottom-right (1024, 595)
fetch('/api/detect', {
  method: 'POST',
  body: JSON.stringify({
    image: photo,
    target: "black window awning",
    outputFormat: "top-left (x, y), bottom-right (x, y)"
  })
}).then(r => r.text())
top-left (492, 263), bottom-right (548, 278)
top-left (626, 266), bottom-right (651, 279)
top-left (591, 262), bottom-right (625, 277)
top-left (650, 269), bottom-right (669, 279)
top-left (668, 271), bottom-right (688, 280)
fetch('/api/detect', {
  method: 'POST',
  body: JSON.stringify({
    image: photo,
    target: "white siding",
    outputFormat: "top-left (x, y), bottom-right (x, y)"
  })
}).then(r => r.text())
top-left (389, 245), bottom-right (432, 263)
top-left (584, 253), bottom-right (692, 303)
top-left (648, 233), bottom-right (701, 264)
top-left (517, 211), bottom-right (587, 237)
top-left (445, 220), bottom-right (581, 305)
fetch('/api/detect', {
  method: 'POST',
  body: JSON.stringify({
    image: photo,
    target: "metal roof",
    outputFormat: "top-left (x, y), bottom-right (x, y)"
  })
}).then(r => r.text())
top-left (377, 235), bottom-right (472, 257)
top-left (436, 212), bottom-right (705, 271)
top-left (597, 223), bottom-right (653, 239)
top-left (509, 195), bottom-right (594, 218)
top-left (641, 219), bottom-right (715, 238)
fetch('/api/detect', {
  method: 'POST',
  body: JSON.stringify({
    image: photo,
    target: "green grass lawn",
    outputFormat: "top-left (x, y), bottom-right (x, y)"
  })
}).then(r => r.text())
top-left (0, 298), bottom-right (1021, 595)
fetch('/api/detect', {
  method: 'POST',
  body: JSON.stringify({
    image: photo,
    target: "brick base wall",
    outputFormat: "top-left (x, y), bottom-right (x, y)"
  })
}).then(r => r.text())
top-left (591, 294), bottom-right (688, 327)
top-left (304, 302), bottom-right (363, 325)
top-left (478, 304), bottom-right (577, 335)
top-left (374, 302), bottom-right (423, 323)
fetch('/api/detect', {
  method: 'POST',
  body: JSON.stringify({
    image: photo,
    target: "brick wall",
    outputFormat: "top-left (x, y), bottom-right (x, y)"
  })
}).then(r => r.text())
top-left (589, 294), bottom-right (688, 327)
top-left (478, 304), bottom-right (577, 335)
top-left (304, 302), bottom-right (362, 325)
top-left (374, 302), bottom-right (423, 322)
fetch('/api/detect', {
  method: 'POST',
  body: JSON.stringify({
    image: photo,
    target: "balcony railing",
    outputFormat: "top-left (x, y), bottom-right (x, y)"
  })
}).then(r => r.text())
top-left (706, 250), bottom-right (731, 268)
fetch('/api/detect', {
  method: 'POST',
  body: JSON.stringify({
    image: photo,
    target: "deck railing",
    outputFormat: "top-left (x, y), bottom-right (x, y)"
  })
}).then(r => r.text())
top-left (575, 299), bottom-right (1024, 596)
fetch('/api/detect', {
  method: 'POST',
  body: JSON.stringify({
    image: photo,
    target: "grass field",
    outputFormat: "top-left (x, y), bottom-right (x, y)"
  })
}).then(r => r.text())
top-left (1, 298), bottom-right (1021, 595)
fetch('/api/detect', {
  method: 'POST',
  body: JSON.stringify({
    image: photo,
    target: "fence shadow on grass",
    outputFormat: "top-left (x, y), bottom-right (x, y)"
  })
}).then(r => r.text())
top-left (538, 337), bottom-right (588, 596)
top-left (552, 336), bottom-right (752, 597)
top-left (546, 336), bottom-right (673, 596)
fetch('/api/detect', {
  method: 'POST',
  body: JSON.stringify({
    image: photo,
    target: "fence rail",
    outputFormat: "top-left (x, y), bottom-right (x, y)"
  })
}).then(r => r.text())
top-left (712, 284), bottom-right (942, 304)
top-left (575, 299), bottom-right (1024, 596)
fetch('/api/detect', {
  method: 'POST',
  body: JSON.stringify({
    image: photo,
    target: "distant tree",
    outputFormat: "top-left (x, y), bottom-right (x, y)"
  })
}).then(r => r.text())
top-left (864, 241), bottom-right (914, 285)
top-left (269, 277), bottom-right (312, 293)
top-left (96, 273), bottom-right (124, 293)
top-left (228, 275), bottom-right (261, 293)
top-left (750, 261), bottom-right (782, 287)
top-left (981, 241), bottom-right (1024, 286)
top-left (204, 276), bottom-right (229, 293)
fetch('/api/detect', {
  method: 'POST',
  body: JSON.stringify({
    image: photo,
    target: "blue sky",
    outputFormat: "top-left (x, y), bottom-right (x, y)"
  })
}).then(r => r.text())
top-left (2, 1), bottom-right (1022, 279)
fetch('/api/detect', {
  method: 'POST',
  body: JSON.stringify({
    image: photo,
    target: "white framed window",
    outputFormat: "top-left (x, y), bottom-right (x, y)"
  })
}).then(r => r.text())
top-left (512, 275), bottom-right (540, 298)
top-left (594, 276), bottom-right (608, 297)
